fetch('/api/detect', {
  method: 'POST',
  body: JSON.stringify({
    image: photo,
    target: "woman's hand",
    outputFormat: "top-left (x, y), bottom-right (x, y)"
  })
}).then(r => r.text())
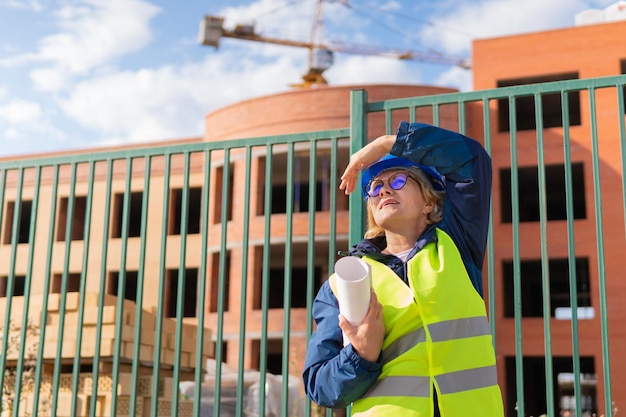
top-left (339, 290), bottom-right (385, 362)
top-left (339, 134), bottom-right (396, 195)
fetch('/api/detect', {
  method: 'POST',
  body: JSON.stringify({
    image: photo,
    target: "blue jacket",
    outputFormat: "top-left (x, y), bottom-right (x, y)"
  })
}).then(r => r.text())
top-left (302, 122), bottom-right (493, 408)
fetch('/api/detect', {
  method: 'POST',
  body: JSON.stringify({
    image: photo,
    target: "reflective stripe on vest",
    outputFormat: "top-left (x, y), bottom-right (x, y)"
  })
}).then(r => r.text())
top-left (336, 228), bottom-right (504, 417)
top-left (381, 316), bottom-right (492, 364)
top-left (360, 364), bottom-right (498, 398)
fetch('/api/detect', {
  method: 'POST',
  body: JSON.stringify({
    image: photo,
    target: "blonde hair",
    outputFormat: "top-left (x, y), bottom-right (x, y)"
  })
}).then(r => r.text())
top-left (363, 167), bottom-right (445, 239)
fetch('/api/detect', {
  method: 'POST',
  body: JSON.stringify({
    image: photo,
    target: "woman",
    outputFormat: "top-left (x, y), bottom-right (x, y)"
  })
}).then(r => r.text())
top-left (302, 122), bottom-right (504, 416)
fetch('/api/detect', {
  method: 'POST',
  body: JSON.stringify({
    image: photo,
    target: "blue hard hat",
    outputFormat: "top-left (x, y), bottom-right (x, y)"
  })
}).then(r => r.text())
top-left (361, 154), bottom-right (446, 196)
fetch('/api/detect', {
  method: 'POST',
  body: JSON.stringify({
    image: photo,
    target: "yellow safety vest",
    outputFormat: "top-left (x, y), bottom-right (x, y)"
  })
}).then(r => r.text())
top-left (330, 229), bottom-right (504, 417)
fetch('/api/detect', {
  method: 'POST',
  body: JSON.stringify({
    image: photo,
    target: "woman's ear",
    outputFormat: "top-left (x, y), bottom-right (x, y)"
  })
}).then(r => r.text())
top-left (423, 200), bottom-right (435, 214)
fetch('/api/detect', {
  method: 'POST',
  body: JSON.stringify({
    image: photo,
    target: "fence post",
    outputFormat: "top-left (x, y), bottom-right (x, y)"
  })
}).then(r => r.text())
top-left (349, 89), bottom-right (368, 246)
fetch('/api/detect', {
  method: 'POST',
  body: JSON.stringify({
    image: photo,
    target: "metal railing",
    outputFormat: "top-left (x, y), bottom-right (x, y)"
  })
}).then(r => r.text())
top-left (1, 74), bottom-right (625, 417)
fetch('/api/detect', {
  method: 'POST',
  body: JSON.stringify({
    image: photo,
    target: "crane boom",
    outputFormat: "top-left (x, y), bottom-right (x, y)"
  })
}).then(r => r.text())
top-left (199, 14), bottom-right (470, 87)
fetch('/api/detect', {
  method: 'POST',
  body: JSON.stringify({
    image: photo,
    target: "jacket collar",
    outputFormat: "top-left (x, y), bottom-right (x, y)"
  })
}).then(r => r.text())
top-left (348, 224), bottom-right (439, 260)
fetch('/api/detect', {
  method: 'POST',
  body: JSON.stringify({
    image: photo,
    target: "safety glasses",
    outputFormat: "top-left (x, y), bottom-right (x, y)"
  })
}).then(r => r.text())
top-left (365, 172), bottom-right (417, 197)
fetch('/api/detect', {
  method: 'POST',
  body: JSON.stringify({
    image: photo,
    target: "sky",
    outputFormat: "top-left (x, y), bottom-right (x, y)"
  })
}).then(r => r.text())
top-left (0, 0), bottom-right (619, 157)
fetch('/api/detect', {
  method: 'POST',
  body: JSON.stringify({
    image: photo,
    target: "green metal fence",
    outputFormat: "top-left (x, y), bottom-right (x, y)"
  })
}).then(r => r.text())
top-left (1, 74), bottom-right (625, 417)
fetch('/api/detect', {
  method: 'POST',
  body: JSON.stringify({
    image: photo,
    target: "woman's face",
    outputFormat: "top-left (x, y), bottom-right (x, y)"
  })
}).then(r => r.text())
top-left (368, 169), bottom-right (434, 233)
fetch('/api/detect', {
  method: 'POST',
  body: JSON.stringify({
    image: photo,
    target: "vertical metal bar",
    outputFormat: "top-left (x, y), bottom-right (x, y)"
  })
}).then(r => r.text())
top-left (325, 139), bottom-right (340, 417)
top-left (432, 103), bottom-right (440, 126)
top-left (212, 148), bottom-right (232, 417)
top-left (304, 140), bottom-right (318, 417)
top-left (13, 166), bottom-right (41, 417)
top-left (616, 83), bottom-right (626, 242)
top-left (281, 142), bottom-right (295, 417)
top-left (51, 162), bottom-right (78, 417)
top-left (587, 87), bottom-right (614, 417)
top-left (89, 158), bottom-right (114, 417)
top-left (561, 90), bottom-right (582, 417)
top-left (32, 164), bottom-right (58, 416)
top-left (193, 149), bottom-right (211, 417)
top-left (534, 93), bottom-right (555, 417)
top-left (0, 167), bottom-right (24, 411)
top-left (349, 90), bottom-right (368, 246)
top-left (171, 152), bottom-right (191, 416)
top-left (259, 144), bottom-right (273, 416)
top-left (70, 161), bottom-right (96, 417)
top-left (385, 108), bottom-right (393, 134)
top-left (130, 156), bottom-right (152, 417)
top-left (508, 94), bottom-right (525, 417)
top-left (235, 146), bottom-right (253, 417)
top-left (482, 99), bottom-right (497, 344)
top-left (458, 99), bottom-right (466, 135)
top-left (150, 153), bottom-right (171, 416)
top-left (111, 157), bottom-right (135, 415)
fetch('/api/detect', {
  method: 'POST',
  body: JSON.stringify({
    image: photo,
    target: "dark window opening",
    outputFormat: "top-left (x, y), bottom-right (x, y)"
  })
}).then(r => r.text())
top-left (108, 271), bottom-right (139, 302)
top-left (51, 273), bottom-right (81, 293)
top-left (209, 252), bottom-right (231, 313)
top-left (270, 182), bottom-right (324, 214)
top-left (504, 356), bottom-right (596, 417)
top-left (213, 165), bottom-right (234, 224)
top-left (268, 266), bottom-right (322, 309)
top-left (111, 192), bottom-right (143, 238)
top-left (252, 339), bottom-right (283, 375)
top-left (57, 196), bottom-right (87, 241)
top-left (170, 187), bottom-right (202, 235)
top-left (497, 73), bottom-right (581, 131)
top-left (503, 257), bottom-right (591, 318)
top-left (3, 200), bottom-right (32, 244)
top-left (60, 363), bottom-right (92, 374)
top-left (165, 268), bottom-right (198, 318)
top-left (500, 163), bottom-right (586, 223)
top-left (259, 154), bottom-right (344, 215)
top-left (0, 275), bottom-right (26, 297)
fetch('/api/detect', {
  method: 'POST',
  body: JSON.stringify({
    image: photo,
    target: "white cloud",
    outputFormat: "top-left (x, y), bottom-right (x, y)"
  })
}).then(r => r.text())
top-left (326, 55), bottom-right (423, 86)
top-left (421, 0), bottom-right (604, 55)
top-left (0, 99), bottom-right (42, 124)
top-left (434, 66), bottom-right (473, 92)
top-left (0, 0), bottom-right (43, 11)
top-left (4, 127), bottom-right (19, 140)
top-left (28, 0), bottom-right (160, 91)
top-left (58, 46), bottom-right (303, 144)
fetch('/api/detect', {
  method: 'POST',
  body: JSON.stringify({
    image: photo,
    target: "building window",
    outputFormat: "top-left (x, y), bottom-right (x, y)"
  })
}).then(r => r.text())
top-left (209, 251), bottom-right (231, 313)
top-left (253, 243), bottom-right (323, 310)
top-left (268, 265), bottom-right (322, 309)
top-left (111, 192), bottom-right (143, 238)
top-left (51, 273), bottom-right (81, 293)
top-left (504, 356), bottom-right (596, 417)
top-left (213, 165), bottom-right (234, 224)
top-left (107, 271), bottom-right (139, 302)
top-left (3, 200), bottom-right (32, 244)
top-left (258, 153), bottom-right (342, 215)
top-left (503, 257), bottom-right (591, 318)
top-left (0, 275), bottom-right (26, 297)
top-left (57, 196), bottom-right (87, 241)
top-left (270, 182), bottom-right (325, 214)
top-left (497, 72), bottom-right (581, 132)
top-left (252, 338), bottom-right (283, 375)
top-left (170, 187), bottom-right (202, 235)
top-left (165, 268), bottom-right (198, 318)
top-left (500, 163), bottom-right (586, 223)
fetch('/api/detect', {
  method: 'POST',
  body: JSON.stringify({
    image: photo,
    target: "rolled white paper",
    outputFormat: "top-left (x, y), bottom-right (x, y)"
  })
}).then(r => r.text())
top-left (334, 256), bottom-right (372, 327)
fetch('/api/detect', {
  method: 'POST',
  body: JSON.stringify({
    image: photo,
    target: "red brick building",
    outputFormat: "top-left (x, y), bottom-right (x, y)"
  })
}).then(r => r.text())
top-left (472, 18), bottom-right (626, 416)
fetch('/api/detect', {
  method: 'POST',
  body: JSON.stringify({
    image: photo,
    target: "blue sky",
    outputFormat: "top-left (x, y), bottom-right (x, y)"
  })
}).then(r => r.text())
top-left (0, 0), bottom-right (618, 157)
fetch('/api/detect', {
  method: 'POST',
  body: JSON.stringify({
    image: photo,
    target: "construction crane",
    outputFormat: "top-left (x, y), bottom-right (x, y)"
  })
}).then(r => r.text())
top-left (199, 1), bottom-right (470, 88)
